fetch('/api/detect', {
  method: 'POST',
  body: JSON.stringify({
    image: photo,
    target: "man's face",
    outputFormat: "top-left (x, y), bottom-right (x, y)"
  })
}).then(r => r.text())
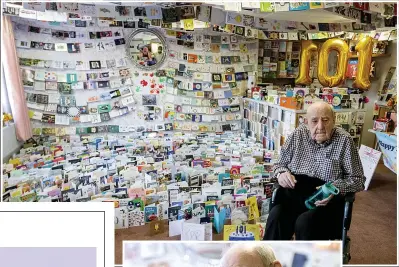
top-left (307, 107), bottom-right (335, 143)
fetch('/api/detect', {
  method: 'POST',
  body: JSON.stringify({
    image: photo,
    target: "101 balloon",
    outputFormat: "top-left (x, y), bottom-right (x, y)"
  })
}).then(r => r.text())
top-left (295, 36), bottom-right (374, 90)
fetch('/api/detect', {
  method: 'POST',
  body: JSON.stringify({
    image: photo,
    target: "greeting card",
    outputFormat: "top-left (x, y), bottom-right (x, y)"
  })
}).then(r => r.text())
top-left (224, 224), bottom-right (260, 241)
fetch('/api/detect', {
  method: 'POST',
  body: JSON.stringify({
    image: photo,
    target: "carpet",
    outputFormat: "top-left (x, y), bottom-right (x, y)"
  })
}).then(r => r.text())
top-left (348, 163), bottom-right (397, 264)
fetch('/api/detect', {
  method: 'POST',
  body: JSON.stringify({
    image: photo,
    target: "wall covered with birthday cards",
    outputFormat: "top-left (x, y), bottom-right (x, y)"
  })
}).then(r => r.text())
top-left (14, 16), bottom-right (171, 136)
top-left (6, 1), bottom-right (398, 136)
top-left (13, 17), bottom-right (258, 135)
top-left (162, 29), bottom-right (257, 132)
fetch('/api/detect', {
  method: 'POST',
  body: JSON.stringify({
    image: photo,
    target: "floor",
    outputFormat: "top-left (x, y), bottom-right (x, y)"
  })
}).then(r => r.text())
top-left (114, 164), bottom-right (397, 265)
top-left (349, 163), bottom-right (397, 264)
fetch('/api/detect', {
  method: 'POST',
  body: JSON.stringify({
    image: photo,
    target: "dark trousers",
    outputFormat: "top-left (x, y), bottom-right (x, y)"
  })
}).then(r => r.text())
top-left (264, 174), bottom-right (345, 240)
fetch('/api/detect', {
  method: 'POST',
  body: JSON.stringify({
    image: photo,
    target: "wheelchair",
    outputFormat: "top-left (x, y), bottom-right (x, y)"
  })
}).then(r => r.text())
top-left (268, 183), bottom-right (355, 264)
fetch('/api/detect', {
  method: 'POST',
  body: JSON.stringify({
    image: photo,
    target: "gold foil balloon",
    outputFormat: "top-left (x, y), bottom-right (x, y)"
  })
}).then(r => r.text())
top-left (353, 36), bottom-right (374, 90)
top-left (317, 38), bottom-right (349, 87)
top-left (296, 40), bottom-right (318, 85)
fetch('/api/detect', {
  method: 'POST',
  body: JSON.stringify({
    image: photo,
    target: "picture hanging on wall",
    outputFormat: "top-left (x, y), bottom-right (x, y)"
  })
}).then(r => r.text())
top-left (75, 20), bottom-right (87, 27)
top-left (142, 95), bottom-right (157, 106)
top-left (124, 21), bottom-right (135, 28)
top-left (89, 61), bottom-right (101, 69)
top-left (134, 7), bottom-right (147, 17)
top-left (67, 43), bottom-right (80, 53)
top-left (115, 6), bottom-right (133, 17)
top-left (67, 107), bottom-right (81, 117)
top-left (212, 74), bottom-right (222, 82)
top-left (16, 40), bottom-right (31, 48)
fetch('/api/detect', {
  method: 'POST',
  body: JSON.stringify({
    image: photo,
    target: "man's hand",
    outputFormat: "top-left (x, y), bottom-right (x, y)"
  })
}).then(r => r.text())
top-left (314, 186), bottom-right (334, 207)
top-left (277, 172), bottom-right (297, 189)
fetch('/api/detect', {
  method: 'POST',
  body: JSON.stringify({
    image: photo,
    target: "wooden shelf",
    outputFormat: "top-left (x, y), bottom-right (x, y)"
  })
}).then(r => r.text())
top-left (349, 53), bottom-right (391, 59)
top-left (245, 98), bottom-right (366, 114)
top-left (368, 129), bottom-right (396, 136)
top-left (345, 77), bottom-right (378, 81)
top-left (375, 101), bottom-right (389, 107)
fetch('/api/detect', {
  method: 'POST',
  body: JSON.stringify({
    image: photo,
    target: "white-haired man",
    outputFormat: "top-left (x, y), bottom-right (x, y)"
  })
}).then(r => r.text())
top-left (264, 102), bottom-right (365, 240)
top-left (220, 244), bottom-right (282, 267)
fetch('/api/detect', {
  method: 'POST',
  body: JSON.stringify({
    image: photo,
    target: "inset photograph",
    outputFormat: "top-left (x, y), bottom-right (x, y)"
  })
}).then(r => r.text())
top-left (123, 242), bottom-right (342, 267)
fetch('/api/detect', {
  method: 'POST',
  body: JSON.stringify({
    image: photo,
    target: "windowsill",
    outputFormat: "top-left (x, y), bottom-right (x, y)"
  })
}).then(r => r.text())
top-left (2, 122), bottom-right (15, 130)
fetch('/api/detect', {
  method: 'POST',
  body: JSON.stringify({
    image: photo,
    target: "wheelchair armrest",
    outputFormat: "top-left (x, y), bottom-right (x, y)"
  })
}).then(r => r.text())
top-left (269, 183), bottom-right (282, 210)
top-left (342, 192), bottom-right (356, 240)
top-left (344, 192), bottom-right (356, 203)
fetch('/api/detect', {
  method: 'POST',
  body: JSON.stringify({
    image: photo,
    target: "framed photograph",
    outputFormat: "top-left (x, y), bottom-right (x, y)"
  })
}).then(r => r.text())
top-left (42, 114), bottom-right (55, 123)
top-left (28, 26), bottom-right (40, 33)
top-left (137, 19), bottom-right (150, 29)
top-left (63, 61), bottom-right (76, 69)
top-left (58, 83), bottom-right (72, 94)
top-left (45, 81), bottom-right (58, 90)
top-left (87, 81), bottom-right (98, 89)
top-left (142, 95), bottom-right (157, 106)
top-left (114, 38), bottom-right (126, 45)
top-left (31, 41), bottom-right (45, 50)
top-left (55, 43), bottom-right (68, 52)
top-left (89, 61), bottom-right (101, 69)
top-left (75, 20), bottom-right (87, 27)
top-left (67, 43), bottom-right (80, 53)
top-left (212, 73), bottom-right (222, 82)
top-left (123, 21), bottom-right (135, 28)
top-left (222, 73), bottom-right (235, 83)
top-left (67, 106), bottom-right (80, 117)
top-left (98, 81), bottom-right (110, 88)
top-left (151, 19), bottom-right (161, 27)
top-left (221, 56), bottom-right (231, 64)
top-left (120, 87), bottom-right (133, 96)
top-left (110, 20), bottom-right (123, 27)
top-left (36, 94), bottom-right (49, 104)
top-left (70, 32), bottom-right (78, 40)
top-left (115, 5), bottom-right (133, 17)
top-left (16, 40), bottom-right (31, 49)
top-left (99, 72), bottom-right (110, 79)
top-left (100, 112), bottom-right (111, 122)
top-left (119, 68), bottom-right (130, 77)
top-left (176, 5), bottom-right (195, 20)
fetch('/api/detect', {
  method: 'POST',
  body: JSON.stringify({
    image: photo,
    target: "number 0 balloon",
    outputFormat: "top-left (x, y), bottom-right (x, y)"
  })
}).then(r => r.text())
top-left (317, 38), bottom-right (349, 88)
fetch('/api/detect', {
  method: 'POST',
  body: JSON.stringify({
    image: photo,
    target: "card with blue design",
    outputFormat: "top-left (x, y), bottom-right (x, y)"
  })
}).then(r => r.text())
top-left (144, 206), bottom-right (158, 222)
top-left (289, 2), bottom-right (310, 11)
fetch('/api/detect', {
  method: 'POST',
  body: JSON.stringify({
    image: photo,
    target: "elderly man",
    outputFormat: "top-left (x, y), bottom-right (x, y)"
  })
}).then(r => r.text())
top-left (264, 102), bottom-right (365, 240)
top-left (221, 244), bottom-right (282, 267)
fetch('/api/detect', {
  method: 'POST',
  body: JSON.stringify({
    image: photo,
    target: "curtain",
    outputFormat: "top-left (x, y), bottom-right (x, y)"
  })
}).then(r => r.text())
top-left (1, 16), bottom-right (32, 141)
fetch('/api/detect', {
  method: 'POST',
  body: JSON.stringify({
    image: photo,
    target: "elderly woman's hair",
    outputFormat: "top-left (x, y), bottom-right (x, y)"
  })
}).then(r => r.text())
top-left (221, 243), bottom-right (277, 267)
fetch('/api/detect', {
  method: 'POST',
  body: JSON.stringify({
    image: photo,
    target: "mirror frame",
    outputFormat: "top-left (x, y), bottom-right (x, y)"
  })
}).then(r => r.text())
top-left (126, 28), bottom-right (167, 71)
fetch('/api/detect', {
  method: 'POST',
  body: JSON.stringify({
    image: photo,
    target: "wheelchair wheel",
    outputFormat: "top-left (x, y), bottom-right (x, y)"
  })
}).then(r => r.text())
top-left (343, 237), bottom-right (351, 264)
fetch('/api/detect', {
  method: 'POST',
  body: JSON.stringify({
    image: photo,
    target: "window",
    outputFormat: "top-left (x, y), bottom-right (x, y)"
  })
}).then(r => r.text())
top-left (1, 67), bottom-right (12, 114)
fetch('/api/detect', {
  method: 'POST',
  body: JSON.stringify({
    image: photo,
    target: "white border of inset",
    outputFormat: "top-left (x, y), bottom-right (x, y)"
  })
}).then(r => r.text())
top-left (0, 202), bottom-right (115, 267)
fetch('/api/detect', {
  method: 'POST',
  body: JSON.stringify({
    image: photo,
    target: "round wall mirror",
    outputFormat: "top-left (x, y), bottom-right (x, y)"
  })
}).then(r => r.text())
top-left (126, 29), bottom-right (167, 70)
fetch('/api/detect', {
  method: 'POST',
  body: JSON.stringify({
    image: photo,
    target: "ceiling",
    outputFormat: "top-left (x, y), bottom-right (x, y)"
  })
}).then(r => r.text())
top-left (13, 2), bottom-right (365, 25)
top-left (239, 8), bottom-right (358, 23)
top-left (84, 2), bottom-right (357, 24)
